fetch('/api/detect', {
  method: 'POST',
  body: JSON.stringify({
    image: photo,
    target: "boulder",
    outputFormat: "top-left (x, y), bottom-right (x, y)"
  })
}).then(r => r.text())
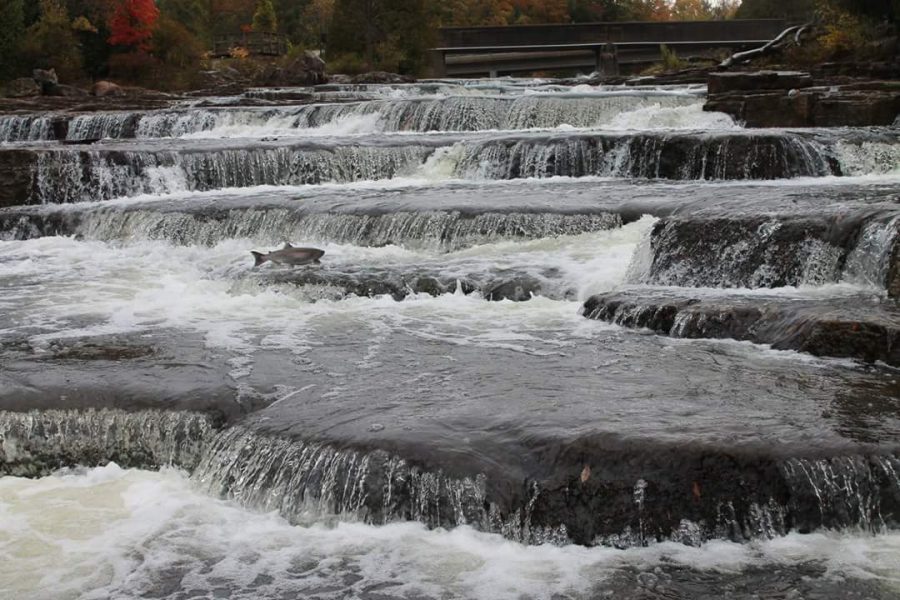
top-left (4, 78), bottom-right (40, 98)
top-left (91, 81), bottom-right (126, 97)
top-left (258, 51), bottom-right (327, 87)
top-left (32, 68), bottom-right (59, 90)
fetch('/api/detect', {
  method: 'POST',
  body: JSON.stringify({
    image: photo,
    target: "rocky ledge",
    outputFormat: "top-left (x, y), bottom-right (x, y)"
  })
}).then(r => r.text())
top-left (705, 69), bottom-right (900, 127)
top-left (583, 290), bottom-right (900, 366)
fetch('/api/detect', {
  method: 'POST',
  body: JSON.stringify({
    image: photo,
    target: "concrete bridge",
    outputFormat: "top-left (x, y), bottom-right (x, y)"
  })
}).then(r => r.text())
top-left (431, 19), bottom-right (787, 77)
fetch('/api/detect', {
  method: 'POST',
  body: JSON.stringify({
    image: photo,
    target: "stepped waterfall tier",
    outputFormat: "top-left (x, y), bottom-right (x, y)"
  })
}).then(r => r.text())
top-left (1, 78), bottom-right (899, 600)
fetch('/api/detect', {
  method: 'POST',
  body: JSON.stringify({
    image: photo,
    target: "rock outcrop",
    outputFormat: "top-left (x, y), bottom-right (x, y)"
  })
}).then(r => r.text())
top-left (257, 51), bottom-right (327, 86)
top-left (705, 69), bottom-right (900, 128)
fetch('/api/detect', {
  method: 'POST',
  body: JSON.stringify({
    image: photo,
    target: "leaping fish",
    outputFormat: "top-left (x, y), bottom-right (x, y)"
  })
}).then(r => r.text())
top-left (251, 243), bottom-right (325, 267)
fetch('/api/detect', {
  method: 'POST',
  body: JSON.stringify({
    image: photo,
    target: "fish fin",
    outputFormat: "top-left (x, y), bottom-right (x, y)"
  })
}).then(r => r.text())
top-left (283, 242), bottom-right (293, 249)
top-left (251, 251), bottom-right (268, 267)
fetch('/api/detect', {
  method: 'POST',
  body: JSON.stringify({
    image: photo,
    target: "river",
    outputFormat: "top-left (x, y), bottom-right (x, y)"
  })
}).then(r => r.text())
top-left (1, 78), bottom-right (899, 599)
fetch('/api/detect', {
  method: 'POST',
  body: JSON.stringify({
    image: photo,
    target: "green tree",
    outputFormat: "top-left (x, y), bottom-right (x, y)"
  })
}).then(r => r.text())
top-left (157, 0), bottom-right (212, 44)
top-left (252, 0), bottom-right (278, 33)
top-left (0, 0), bottom-right (26, 81)
top-left (328, 0), bottom-right (437, 73)
top-left (20, 0), bottom-right (84, 82)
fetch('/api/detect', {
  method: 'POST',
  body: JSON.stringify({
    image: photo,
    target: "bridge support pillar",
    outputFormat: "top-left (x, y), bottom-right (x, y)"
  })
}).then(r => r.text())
top-left (428, 49), bottom-right (447, 78)
top-left (594, 43), bottom-right (620, 77)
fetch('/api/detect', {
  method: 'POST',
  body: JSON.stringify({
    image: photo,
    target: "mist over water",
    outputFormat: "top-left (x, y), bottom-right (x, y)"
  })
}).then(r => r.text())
top-left (1, 77), bottom-right (900, 599)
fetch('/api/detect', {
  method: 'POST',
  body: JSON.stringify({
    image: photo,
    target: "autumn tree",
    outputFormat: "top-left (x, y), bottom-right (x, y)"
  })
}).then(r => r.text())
top-left (669, 0), bottom-right (713, 20)
top-left (436, 0), bottom-right (514, 26)
top-left (108, 0), bottom-right (160, 50)
top-left (0, 0), bottom-right (25, 81)
top-left (252, 0), bottom-right (278, 33)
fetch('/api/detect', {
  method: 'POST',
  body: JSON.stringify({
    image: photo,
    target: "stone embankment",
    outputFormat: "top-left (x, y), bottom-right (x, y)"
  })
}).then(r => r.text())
top-left (705, 68), bottom-right (900, 127)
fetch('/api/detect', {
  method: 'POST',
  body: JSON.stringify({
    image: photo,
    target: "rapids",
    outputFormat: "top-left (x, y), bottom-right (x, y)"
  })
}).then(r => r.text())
top-left (1, 77), bottom-right (899, 599)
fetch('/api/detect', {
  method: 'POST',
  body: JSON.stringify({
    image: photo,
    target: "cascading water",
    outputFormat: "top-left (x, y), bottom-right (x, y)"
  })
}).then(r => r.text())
top-left (2, 77), bottom-right (900, 600)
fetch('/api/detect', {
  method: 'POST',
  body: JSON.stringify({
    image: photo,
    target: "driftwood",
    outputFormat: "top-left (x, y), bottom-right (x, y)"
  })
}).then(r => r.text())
top-left (719, 22), bottom-right (814, 69)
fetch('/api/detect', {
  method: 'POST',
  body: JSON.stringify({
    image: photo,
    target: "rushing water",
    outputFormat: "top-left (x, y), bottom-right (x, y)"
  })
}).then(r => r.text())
top-left (1, 78), bottom-right (899, 599)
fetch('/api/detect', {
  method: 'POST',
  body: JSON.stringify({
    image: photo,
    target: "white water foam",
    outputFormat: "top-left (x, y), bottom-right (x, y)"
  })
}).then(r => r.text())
top-left (2, 465), bottom-right (899, 600)
top-left (603, 103), bottom-right (740, 131)
top-left (0, 219), bottom-right (651, 383)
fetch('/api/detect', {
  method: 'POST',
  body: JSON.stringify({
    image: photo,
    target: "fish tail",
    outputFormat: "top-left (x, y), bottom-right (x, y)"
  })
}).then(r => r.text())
top-left (251, 251), bottom-right (268, 267)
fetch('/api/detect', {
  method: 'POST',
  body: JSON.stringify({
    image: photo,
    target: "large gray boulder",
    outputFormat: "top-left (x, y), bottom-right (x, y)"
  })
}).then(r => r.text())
top-left (258, 51), bottom-right (327, 86)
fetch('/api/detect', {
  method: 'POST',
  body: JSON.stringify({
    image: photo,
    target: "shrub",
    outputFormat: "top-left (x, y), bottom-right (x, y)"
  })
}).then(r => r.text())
top-left (326, 52), bottom-right (367, 74)
top-left (107, 49), bottom-right (157, 82)
top-left (659, 44), bottom-right (685, 71)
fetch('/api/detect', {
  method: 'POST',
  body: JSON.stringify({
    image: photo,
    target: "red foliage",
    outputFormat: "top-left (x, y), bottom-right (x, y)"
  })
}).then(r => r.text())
top-left (107, 0), bottom-right (160, 50)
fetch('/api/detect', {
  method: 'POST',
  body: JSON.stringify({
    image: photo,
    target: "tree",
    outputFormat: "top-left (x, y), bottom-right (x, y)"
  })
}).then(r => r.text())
top-left (0, 0), bottom-right (25, 81)
top-left (157, 0), bottom-right (212, 43)
top-left (252, 0), bottom-right (278, 33)
top-left (670, 0), bottom-right (713, 20)
top-left (569, 0), bottom-right (611, 22)
top-left (20, 0), bottom-right (84, 81)
top-left (108, 0), bottom-right (160, 50)
top-left (735, 0), bottom-right (817, 20)
top-left (510, 0), bottom-right (569, 24)
top-left (328, 0), bottom-right (438, 73)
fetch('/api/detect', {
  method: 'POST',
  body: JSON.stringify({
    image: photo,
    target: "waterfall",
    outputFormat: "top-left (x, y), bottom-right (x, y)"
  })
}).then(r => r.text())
top-left (0, 409), bottom-right (218, 477)
top-left (448, 132), bottom-right (838, 181)
top-left (0, 115), bottom-right (54, 142)
top-left (68, 209), bottom-right (621, 249)
top-left (31, 145), bottom-right (434, 203)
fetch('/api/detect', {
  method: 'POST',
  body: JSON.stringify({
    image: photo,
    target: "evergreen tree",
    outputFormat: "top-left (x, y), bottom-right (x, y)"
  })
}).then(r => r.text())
top-left (0, 0), bottom-right (25, 81)
top-left (252, 0), bottom-right (278, 33)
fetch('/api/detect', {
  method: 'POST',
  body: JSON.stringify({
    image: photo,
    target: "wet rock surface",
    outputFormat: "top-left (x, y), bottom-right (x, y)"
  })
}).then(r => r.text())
top-left (636, 211), bottom-right (900, 291)
top-left (583, 289), bottom-right (900, 366)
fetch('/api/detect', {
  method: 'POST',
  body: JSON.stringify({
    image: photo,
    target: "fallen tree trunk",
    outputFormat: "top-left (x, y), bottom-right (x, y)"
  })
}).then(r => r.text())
top-left (719, 22), bottom-right (814, 69)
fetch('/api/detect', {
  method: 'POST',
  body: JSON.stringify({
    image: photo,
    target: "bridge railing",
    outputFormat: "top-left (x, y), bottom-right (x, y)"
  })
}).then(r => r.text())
top-left (431, 19), bottom-right (787, 77)
top-left (213, 32), bottom-right (289, 58)
top-left (437, 19), bottom-right (787, 50)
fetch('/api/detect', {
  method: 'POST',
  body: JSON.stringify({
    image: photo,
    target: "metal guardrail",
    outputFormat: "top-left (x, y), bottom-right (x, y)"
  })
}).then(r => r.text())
top-left (430, 19), bottom-right (788, 77)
